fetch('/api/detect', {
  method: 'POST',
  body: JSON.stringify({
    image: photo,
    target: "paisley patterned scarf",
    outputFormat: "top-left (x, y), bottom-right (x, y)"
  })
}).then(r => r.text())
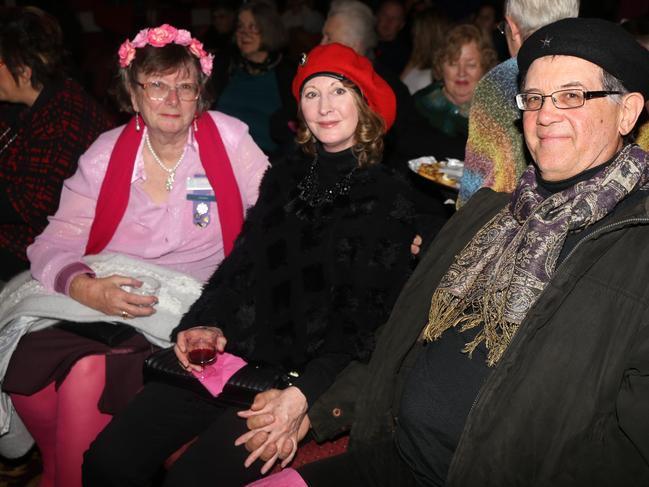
top-left (423, 144), bottom-right (649, 365)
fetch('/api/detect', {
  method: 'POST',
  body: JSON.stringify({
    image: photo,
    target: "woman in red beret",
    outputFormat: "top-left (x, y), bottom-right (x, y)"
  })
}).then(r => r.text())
top-left (83, 43), bottom-right (446, 487)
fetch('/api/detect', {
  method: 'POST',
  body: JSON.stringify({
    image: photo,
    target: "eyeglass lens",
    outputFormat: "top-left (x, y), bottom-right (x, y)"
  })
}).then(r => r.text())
top-left (141, 81), bottom-right (199, 101)
top-left (517, 89), bottom-right (587, 110)
top-left (236, 23), bottom-right (259, 33)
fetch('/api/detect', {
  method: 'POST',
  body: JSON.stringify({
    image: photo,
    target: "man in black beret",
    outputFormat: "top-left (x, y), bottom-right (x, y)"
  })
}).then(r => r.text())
top-left (242, 17), bottom-right (649, 487)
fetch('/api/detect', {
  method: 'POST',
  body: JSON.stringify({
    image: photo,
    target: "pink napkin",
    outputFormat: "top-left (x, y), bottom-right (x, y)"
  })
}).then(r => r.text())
top-left (245, 468), bottom-right (309, 487)
top-left (191, 352), bottom-right (247, 396)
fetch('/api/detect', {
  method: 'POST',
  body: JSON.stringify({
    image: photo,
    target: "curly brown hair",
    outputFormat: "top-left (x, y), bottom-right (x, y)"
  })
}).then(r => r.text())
top-left (112, 44), bottom-right (214, 114)
top-left (432, 23), bottom-right (497, 81)
top-left (295, 79), bottom-right (385, 168)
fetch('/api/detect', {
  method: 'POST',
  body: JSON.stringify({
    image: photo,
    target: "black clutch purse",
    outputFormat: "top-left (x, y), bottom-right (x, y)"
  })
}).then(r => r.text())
top-left (55, 320), bottom-right (138, 347)
top-left (143, 347), bottom-right (297, 408)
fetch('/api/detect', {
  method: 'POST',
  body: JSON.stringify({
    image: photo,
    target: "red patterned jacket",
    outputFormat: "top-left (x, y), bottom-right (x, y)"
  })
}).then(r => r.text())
top-left (0, 78), bottom-right (114, 275)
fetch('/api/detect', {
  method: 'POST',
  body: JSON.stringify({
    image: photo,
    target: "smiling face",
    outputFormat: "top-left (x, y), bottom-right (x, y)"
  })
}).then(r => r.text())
top-left (522, 55), bottom-right (628, 182)
top-left (442, 40), bottom-right (484, 106)
top-left (236, 10), bottom-right (265, 61)
top-left (300, 75), bottom-right (359, 152)
top-left (129, 65), bottom-right (199, 141)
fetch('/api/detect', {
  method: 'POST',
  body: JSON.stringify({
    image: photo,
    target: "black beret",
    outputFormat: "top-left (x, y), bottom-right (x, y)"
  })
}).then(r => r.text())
top-left (518, 17), bottom-right (649, 98)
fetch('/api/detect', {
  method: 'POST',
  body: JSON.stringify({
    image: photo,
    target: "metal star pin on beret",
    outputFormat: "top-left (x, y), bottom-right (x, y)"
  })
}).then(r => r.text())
top-left (299, 53), bottom-right (307, 66)
top-left (518, 17), bottom-right (649, 99)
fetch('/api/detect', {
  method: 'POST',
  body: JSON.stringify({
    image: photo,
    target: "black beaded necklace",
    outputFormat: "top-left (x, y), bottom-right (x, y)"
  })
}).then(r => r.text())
top-left (296, 153), bottom-right (358, 207)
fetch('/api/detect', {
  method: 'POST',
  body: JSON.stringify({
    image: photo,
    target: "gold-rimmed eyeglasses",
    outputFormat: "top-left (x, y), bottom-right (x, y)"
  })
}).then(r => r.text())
top-left (515, 89), bottom-right (622, 111)
top-left (135, 81), bottom-right (200, 102)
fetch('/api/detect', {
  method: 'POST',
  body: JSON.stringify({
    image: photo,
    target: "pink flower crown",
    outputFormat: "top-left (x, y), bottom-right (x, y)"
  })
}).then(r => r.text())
top-left (118, 24), bottom-right (214, 77)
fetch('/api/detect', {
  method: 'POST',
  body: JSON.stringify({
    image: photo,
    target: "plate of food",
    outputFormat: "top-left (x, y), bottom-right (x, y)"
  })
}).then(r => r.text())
top-left (407, 156), bottom-right (464, 190)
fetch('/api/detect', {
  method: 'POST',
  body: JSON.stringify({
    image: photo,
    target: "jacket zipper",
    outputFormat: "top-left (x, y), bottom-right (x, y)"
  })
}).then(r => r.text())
top-left (448, 215), bottom-right (649, 480)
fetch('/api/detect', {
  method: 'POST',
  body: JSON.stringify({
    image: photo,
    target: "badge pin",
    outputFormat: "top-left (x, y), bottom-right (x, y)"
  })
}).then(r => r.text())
top-left (193, 201), bottom-right (211, 228)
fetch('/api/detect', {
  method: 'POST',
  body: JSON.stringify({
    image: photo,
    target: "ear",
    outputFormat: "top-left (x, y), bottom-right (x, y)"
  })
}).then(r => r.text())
top-left (16, 65), bottom-right (32, 87)
top-left (129, 85), bottom-right (140, 113)
top-left (618, 92), bottom-right (644, 137)
top-left (505, 15), bottom-right (522, 57)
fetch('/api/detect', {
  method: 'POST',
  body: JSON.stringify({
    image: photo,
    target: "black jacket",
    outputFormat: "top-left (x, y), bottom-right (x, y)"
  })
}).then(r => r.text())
top-left (173, 148), bottom-right (446, 406)
top-left (310, 177), bottom-right (649, 486)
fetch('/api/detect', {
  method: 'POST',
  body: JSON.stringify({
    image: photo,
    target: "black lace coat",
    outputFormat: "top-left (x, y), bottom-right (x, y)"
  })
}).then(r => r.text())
top-left (173, 147), bottom-right (444, 405)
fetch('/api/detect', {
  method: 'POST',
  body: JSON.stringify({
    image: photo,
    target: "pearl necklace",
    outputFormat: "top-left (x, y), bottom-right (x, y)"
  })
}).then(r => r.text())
top-left (145, 133), bottom-right (187, 191)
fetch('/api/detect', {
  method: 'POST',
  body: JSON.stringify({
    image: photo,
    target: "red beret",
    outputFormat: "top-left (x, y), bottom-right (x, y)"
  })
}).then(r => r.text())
top-left (291, 43), bottom-right (397, 132)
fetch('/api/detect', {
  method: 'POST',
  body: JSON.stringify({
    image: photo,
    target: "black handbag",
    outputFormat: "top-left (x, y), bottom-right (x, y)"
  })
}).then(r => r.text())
top-left (143, 347), bottom-right (297, 408)
top-left (55, 320), bottom-right (138, 347)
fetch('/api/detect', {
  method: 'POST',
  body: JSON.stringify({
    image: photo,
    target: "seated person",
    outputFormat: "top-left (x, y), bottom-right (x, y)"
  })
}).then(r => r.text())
top-left (457, 0), bottom-right (579, 207)
top-left (0, 7), bottom-right (114, 282)
top-left (400, 7), bottom-right (450, 95)
top-left (213, 0), bottom-right (295, 157)
top-left (413, 24), bottom-right (496, 158)
top-left (0, 24), bottom-right (269, 487)
top-left (82, 43), bottom-right (446, 487)
top-left (243, 18), bottom-right (649, 487)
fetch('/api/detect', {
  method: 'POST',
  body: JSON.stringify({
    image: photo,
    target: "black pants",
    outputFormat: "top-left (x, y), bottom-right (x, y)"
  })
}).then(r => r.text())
top-left (82, 381), bottom-right (263, 487)
top-left (298, 439), bottom-right (421, 487)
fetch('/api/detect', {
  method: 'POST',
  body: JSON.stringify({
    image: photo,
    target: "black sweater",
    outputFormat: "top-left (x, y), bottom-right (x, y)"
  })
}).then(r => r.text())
top-left (173, 147), bottom-right (443, 406)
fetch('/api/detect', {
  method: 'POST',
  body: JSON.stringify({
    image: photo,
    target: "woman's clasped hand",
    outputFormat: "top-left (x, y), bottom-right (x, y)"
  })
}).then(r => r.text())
top-left (236, 388), bottom-right (310, 473)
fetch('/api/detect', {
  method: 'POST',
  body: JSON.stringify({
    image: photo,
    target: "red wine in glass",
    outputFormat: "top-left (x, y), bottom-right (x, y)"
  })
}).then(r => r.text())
top-left (188, 348), bottom-right (217, 366)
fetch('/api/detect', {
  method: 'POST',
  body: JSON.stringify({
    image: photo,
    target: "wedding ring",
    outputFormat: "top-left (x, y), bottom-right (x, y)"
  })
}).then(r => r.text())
top-left (121, 310), bottom-right (129, 319)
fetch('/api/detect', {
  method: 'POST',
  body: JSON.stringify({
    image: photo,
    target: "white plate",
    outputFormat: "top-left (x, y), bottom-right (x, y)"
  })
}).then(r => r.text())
top-left (408, 156), bottom-right (464, 189)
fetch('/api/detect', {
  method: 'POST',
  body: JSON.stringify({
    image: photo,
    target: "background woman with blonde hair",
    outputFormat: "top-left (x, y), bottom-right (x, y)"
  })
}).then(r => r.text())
top-left (400, 7), bottom-right (451, 95)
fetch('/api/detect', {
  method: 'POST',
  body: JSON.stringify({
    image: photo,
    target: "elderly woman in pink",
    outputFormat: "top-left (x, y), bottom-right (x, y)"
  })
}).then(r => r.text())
top-left (0, 24), bottom-right (268, 487)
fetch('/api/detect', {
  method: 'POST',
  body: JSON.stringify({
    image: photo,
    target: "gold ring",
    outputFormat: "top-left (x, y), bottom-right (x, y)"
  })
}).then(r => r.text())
top-left (121, 310), bottom-right (128, 319)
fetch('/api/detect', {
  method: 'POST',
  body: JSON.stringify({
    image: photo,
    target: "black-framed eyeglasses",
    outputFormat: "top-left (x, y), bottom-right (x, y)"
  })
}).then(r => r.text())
top-left (135, 81), bottom-right (200, 102)
top-left (515, 89), bottom-right (622, 111)
top-left (496, 20), bottom-right (507, 35)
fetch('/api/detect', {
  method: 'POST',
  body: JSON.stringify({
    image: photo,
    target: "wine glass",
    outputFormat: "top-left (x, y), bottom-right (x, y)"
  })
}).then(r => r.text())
top-left (186, 326), bottom-right (219, 377)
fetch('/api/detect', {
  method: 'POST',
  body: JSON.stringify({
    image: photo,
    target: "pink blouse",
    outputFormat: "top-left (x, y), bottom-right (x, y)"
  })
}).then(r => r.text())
top-left (28, 111), bottom-right (269, 292)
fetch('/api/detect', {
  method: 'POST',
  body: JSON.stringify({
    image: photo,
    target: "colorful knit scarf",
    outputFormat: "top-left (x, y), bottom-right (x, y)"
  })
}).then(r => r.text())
top-left (423, 144), bottom-right (649, 365)
top-left (85, 113), bottom-right (243, 256)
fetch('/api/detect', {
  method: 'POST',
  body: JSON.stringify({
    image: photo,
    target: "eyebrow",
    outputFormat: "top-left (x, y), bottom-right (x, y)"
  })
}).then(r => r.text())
top-left (522, 81), bottom-right (588, 92)
top-left (303, 80), bottom-right (344, 92)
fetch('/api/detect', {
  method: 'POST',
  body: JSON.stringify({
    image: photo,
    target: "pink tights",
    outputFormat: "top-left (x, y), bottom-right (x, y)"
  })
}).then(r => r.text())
top-left (10, 354), bottom-right (112, 487)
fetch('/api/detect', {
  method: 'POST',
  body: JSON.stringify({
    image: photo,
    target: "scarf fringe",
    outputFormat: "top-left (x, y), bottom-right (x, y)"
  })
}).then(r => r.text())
top-left (423, 288), bottom-right (519, 366)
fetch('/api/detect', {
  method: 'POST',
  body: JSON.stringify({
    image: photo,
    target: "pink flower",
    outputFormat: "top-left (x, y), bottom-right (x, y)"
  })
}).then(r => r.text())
top-left (175, 29), bottom-right (192, 46)
top-left (147, 24), bottom-right (178, 47)
top-left (119, 24), bottom-right (214, 77)
top-left (188, 38), bottom-right (206, 58)
top-left (131, 29), bottom-right (149, 48)
top-left (118, 40), bottom-right (136, 67)
top-left (200, 53), bottom-right (214, 76)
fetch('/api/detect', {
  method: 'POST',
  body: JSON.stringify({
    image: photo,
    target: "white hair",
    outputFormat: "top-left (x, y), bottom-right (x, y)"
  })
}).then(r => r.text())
top-left (327, 0), bottom-right (377, 54)
top-left (505, 0), bottom-right (580, 40)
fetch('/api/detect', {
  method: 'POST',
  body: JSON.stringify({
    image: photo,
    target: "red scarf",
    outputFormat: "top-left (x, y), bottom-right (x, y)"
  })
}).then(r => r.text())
top-left (85, 113), bottom-right (244, 256)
